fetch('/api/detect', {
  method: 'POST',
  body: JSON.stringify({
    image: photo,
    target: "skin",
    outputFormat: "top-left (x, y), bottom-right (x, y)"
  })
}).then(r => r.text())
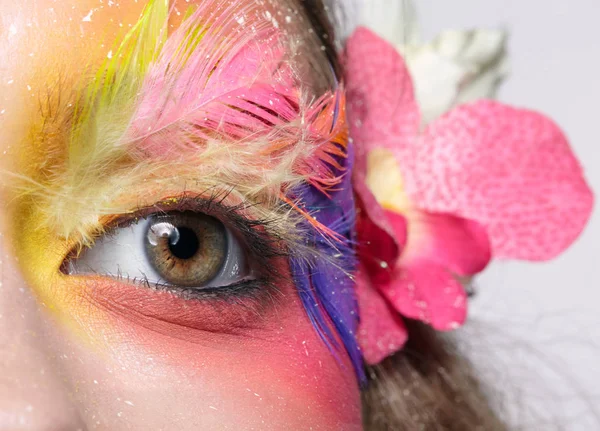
top-left (0, 1), bottom-right (362, 429)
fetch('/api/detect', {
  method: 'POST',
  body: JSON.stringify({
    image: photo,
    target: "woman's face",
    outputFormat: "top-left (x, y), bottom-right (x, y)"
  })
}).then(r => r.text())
top-left (0, 1), bottom-right (361, 429)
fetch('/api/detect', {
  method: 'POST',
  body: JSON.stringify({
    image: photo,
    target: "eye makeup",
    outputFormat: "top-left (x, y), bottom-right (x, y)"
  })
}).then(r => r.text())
top-left (14, 191), bottom-right (290, 339)
top-left (10, 0), bottom-right (361, 388)
top-left (64, 192), bottom-right (288, 305)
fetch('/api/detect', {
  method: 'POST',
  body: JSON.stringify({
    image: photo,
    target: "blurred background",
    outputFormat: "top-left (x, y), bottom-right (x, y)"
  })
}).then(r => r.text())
top-left (416, 1), bottom-right (599, 429)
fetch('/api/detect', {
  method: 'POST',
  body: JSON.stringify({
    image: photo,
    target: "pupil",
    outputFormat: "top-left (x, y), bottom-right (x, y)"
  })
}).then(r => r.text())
top-left (168, 226), bottom-right (200, 260)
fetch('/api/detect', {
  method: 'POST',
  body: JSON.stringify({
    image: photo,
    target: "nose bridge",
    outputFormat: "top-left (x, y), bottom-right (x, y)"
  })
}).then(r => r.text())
top-left (0, 239), bottom-right (85, 430)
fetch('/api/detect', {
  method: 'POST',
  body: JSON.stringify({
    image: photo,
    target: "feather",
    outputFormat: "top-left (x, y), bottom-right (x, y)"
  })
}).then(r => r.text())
top-left (18, 0), bottom-right (362, 378)
top-left (290, 142), bottom-right (364, 382)
top-left (35, 0), bottom-right (349, 242)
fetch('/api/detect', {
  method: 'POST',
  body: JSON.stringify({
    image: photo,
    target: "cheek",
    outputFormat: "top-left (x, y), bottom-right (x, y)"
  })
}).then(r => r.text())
top-left (61, 277), bottom-right (362, 430)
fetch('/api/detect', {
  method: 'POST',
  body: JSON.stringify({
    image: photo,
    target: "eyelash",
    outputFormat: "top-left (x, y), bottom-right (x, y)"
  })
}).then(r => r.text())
top-left (62, 189), bottom-right (289, 303)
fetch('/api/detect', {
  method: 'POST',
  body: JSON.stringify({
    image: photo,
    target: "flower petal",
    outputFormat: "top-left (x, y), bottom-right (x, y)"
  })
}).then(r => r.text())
top-left (355, 180), bottom-right (406, 283)
top-left (402, 210), bottom-right (491, 276)
top-left (405, 100), bottom-right (594, 260)
top-left (381, 261), bottom-right (468, 331)
top-left (344, 27), bottom-right (420, 161)
top-left (373, 210), bottom-right (482, 331)
top-left (355, 266), bottom-right (408, 364)
top-left (354, 143), bottom-right (406, 281)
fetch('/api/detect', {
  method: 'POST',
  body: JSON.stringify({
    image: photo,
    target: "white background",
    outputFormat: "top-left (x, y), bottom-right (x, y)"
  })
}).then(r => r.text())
top-left (413, 1), bottom-right (600, 429)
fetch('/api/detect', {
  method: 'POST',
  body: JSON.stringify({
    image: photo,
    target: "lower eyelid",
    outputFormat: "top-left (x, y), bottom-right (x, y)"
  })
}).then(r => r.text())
top-left (75, 275), bottom-right (287, 339)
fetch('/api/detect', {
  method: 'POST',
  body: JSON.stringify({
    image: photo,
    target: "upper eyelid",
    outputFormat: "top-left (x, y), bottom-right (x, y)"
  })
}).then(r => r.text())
top-left (64, 191), bottom-right (287, 279)
top-left (100, 189), bottom-right (250, 230)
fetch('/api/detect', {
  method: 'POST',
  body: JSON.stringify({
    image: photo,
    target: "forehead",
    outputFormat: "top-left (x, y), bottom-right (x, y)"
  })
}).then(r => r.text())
top-left (0, 0), bottom-right (332, 163)
top-left (0, 0), bottom-right (322, 70)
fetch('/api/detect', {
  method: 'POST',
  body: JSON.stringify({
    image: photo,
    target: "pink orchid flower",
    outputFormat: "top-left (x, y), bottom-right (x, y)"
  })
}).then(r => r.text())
top-left (344, 28), bottom-right (594, 364)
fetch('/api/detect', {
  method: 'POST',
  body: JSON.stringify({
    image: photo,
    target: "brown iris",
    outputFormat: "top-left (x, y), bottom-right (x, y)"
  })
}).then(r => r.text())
top-left (144, 212), bottom-right (227, 287)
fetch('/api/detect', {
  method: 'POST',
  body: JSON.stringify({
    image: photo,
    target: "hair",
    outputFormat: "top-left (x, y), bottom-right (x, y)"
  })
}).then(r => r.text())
top-left (299, 1), bottom-right (509, 429)
top-left (362, 321), bottom-right (507, 430)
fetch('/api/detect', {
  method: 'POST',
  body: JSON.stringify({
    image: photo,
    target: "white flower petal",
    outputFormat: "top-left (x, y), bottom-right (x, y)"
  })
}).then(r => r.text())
top-left (335, 0), bottom-right (419, 45)
top-left (402, 29), bottom-right (509, 124)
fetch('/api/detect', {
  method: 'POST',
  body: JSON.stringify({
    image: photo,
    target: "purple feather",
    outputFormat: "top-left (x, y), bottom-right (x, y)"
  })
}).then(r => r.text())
top-left (289, 142), bottom-right (364, 383)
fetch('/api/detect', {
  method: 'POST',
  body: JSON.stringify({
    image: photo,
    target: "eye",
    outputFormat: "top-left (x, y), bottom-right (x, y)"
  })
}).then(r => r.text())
top-left (66, 211), bottom-right (250, 289)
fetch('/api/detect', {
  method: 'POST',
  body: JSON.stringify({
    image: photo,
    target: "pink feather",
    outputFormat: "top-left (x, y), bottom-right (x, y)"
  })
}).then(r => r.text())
top-left (120, 2), bottom-right (347, 197)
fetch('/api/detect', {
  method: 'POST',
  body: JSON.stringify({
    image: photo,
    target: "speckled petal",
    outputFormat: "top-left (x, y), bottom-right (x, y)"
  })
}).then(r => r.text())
top-left (406, 100), bottom-right (594, 260)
